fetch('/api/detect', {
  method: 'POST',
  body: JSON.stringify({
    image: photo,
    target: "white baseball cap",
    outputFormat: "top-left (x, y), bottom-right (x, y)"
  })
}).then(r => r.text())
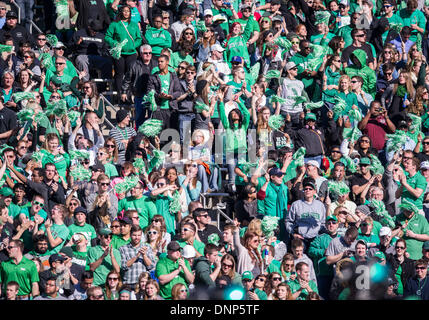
top-left (211, 43), bottom-right (225, 52)
top-left (182, 245), bottom-right (196, 259)
top-left (204, 9), bottom-right (213, 16)
top-left (285, 61), bottom-right (297, 70)
top-left (379, 226), bottom-right (392, 237)
top-left (421, 161), bottom-right (429, 170)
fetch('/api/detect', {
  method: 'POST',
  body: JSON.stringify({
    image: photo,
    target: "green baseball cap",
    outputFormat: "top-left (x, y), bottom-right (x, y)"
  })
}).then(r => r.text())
top-left (242, 271), bottom-right (254, 281)
top-left (305, 113), bottom-right (317, 121)
top-left (326, 215), bottom-right (338, 222)
top-left (423, 241), bottom-right (429, 251)
top-left (98, 227), bottom-right (112, 236)
top-left (0, 187), bottom-right (14, 197)
top-left (359, 157), bottom-right (371, 165)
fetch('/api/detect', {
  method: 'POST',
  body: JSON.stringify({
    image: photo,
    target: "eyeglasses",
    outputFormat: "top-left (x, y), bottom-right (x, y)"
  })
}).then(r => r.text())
top-left (142, 52), bottom-right (152, 55)
top-left (256, 278), bottom-right (266, 282)
top-left (360, 139), bottom-right (370, 143)
top-left (106, 144), bottom-right (115, 148)
top-left (33, 200), bottom-right (44, 207)
top-left (222, 263), bottom-right (233, 268)
top-left (303, 187), bottom-right (314, 191)
top-left (24, 55), bottom-right (31, 58)
top-left (147, 231), bottom-right (158, 235)
top-left (416, 267), bottom-right (426, 270)
top-left (395, 246), bottom-right (405, 249)
top-left (272, 277), bottom-right (282, 281)
top-left (99, 182), bottom-right (110, 186)
top-left (184, 32), bottom-right (193, 35)
top-left (111, 225), bottom-right (120, 228)
top-left (108, 277), bottom-right (118, 281)
top-left (37, 37), bottom-right (46, 40)
top-left (55, 62), bottom-right (65, 65)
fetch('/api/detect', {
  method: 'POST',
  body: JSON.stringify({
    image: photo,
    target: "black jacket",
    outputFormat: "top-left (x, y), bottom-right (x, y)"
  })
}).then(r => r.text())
top-left (147, 71), bottom-right (182, 110)
top-left (0, 24), bottom-right (34, 48)
top-left (404, 275), bottom-right (429, 300)
top-left (121, 58), bottom-right (158, 97)
top-left (73, 0), bottom-right (110, 31)
top-left (386, 253), bottom-right (415, 288)
top-left (286, 123), bottom-right (326, 157)
top-left (72, 28), bottom-right (109, 56)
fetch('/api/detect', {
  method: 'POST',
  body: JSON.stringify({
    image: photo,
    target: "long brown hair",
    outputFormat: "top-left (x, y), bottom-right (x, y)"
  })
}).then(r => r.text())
top-left (144, 279), bottom-right (161, 300)
top-left (256, 107), bottom-right (271, 135)
top-left (144, 223), bottom-right (162, 251)
top-left (273, 283), bottom-right (293, 300)
top-left (243, 231), bottom-right (263, 267)
top-left (408, 86), bottom-right (427, 116)
top-left (394, 70), bottom-right (415, 98)
top-left (280, 253), bottom-right (295, 281)
top-left (104, 271), bottom-right (122, 300)
top-left (104, 137), bottom-right (119, 164)
top-left (219, 254), bottom-right (237, 279)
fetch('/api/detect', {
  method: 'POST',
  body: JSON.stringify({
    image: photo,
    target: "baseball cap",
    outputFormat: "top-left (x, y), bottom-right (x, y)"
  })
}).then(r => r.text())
top-left (182, 245), bottom-right (196, 259)
top-left (306, 160), bottom-right (322, 175)
top-left (268, 167), bottom-right (284, 177)
top-left (242, 271), bottom-right (254, 280)
top-left (167, 241), bottom-right (181, 252)
top-left (231, 56), bottom-right (244, 64)
top-left (356, 205), bottom-right (371, 216)
top-left (54, 41), bottom-right (66, 49)
top-left (213, 14), bottom-right (227, 23)
top-left (359, 157), bottom-right (371, 165)
top-left (59, 246), bottom-right (74, 258)
top-left (99, 227), bottom-right (112, 236)
top-left (90, 163), bottom-right (105, 172)
top-left (423, 241), bottom-right (429, 250)
top-left (0, 187), bottom-right (14, 197)
top-left (204, 9), bottom-right (213, 16)
top-left (356, 239), bottom-right (367, 247)
top-left (421, 161), bottom-right (429, 170)
top-left (75, 232), bottom-right (89, 242)
top-left (305, 113), bottom-right (317, 121)
top-left (6, 11), bottom-right (18, 19)
top-left (119, 216), bottom-right (132, 225)
top-left (302, 177), bottom-right (317, 190)
top-left (379, 226), bottom-right (392, 237)
top-left (49, 253), bottom-right (66, 265)
top-left (285, 61), bottom-right (297, 70)
top-left (211, 43), bottom-right (225, 52)
top-left (326, 215), bottom-right (338, 222)
top-left (74, 206), bottom-right (87, 215)
top-left (398, 120), bottom-right (408, 128)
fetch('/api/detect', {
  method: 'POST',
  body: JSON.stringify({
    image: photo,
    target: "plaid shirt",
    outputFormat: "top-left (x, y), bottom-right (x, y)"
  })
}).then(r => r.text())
top-left (119, 242), bottom-right (156, 285)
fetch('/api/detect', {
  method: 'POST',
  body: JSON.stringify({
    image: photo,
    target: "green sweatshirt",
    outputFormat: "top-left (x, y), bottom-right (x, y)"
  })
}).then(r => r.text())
top-left (224, 36), bottom-right (251, 68)
top-left (144, 27), bottom-right (172, 56)
top-left (344, 49), bottom-right (377, 98)
top-left (105, 20), bottom-right (142, 55)
top-left (308, 233), bottom-right (340, 276)
top-left (218, 100), bottom-right (250, 154)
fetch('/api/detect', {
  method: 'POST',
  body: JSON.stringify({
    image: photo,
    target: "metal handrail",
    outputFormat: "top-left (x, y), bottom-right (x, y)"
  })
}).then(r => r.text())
top-left (99, 94), bottom-right (117, 129)
top-left (9, 1), bottom-right (20, 24)
top-left (29, 20), bottom-right (42, 34)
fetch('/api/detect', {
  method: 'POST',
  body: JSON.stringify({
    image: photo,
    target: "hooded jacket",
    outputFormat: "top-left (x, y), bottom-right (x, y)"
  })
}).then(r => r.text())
top-left (344, 49), bottom-right (377, 98)
top-left (193, 256), bottom-right (216, 289)
top-left (105, 20), bottom-right (142, 55)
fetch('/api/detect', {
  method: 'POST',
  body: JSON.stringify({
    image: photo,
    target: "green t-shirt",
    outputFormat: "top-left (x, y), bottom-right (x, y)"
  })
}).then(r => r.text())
top-left (47, 223), bottom-right (70, 254)
top-left (177, 239), bottom-right (205, 256)
top-left (395, 212), bottom-right (429, 260)
top-left (170, 52), bottom-right (194, 69)
top-left (117, 195), bottom-right (158, 230)
top-left (288, 278), bottom-right (318, 300)
top-left (255, 177), bottom-right (288, 219)
top-left (87, 245), bottom-right (122, 286)
top-left (395, 264), bottom-right (404, 295)
top-left (104, 163), bottom-right (119, 178)
top-left (155, 256), bottom-right (192, 299)
top-left (110, 234), bottom-right (131, 250)
top-left (159, 73), bottom-right (171, 110)
top-left (66, 223), bottom-right (97, 247)
top-left (402, 171), bottom-right (427, 209)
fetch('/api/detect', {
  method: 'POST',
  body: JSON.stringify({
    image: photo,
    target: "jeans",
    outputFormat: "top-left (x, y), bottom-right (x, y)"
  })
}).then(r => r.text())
top-left (304, 155), bottom-right (323, 166)
top-left (113, 53), bottom-right (137, 92)
top-left (134, 96), bottom-right (149, 128)
top-left (197, 164), bottom-right (219, 193)
top-left (317, 274), bottom-right (334, 300)
top-left (74, 54), bottom-right (112, 81)
top-left (16, 0), bottom-right (34, 31)
top-left (178, 113), bottom-right (195, 144)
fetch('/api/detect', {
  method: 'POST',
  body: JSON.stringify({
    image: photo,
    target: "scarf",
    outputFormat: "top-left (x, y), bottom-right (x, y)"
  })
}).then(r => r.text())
top-left (82, 125), bottom-right (98, 145)
top-left (396, 84), bottom-right (407, 99)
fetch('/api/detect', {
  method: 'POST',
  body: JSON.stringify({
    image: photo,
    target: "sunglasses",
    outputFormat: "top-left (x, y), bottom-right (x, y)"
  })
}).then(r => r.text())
top-left (184, 32), bottom-right (193, 35)
top-left (38, 37), bottom-right (46, 40)
top-left (180, 289), bottom-right (188, 293)
top-left (157, 183), bottom-right (165, 187)
top-left (70, 202), bottom-right (79, 206)
top-left (284, 263), bottom-right (294, 267)
top-left (178, 66), bottom-right (186, 69)
top-left (92, 294), bottom-right (104, 299)
top-left (416, 267), bottom-right (426, 270)
top-left (108, 277), bottom-right (118, 281)
top-left (395, 246), bottom-right (405, 249)
top-left (97, 152), bottom-right (105, 156)
top-left (106, 144), bottom-right (115, 148)
top-left (351, 80), bottom-right (358, 83)
top-left (331, 150), bottom-right (341, 153)
top-left (147, 231), bottom-right (158, 235)
top-left (33, 200), bottom-right (44, 207)
top-left (99, 182), bottom-right (110, 186)
top-left (102, 234), bottom-right (112, 239)
top-left (291, 41), bottom-right (300, 44)
top-left (303, 187), bottom-right (314, 191)
top-left (142, 52), bottom-right (152, 55)
top-left (272, 277), bottom-right (282, 281)
top-left (222, 263), bottom-right (233, 268)
top-left (182, 228), bottom-right (192, 232)
top-left (256, 278), bottom-right (266, 282)
top-left (360, 140), bottom-right (370, 143)
top-left (55, 62), bottom-right (65, 65)
top-left (423, 142), bottom-right (429, 145)
top-left (111, 225), bottom-right (120, 228)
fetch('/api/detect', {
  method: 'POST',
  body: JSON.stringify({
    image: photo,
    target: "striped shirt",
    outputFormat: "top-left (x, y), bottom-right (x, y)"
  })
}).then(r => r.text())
top-left (119, 242), bottom-right (156, 285)
top-left (109, 126), bottom-right (137, 164)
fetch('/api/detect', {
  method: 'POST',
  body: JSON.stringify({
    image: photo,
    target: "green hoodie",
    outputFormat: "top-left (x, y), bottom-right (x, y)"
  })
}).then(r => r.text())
top-left (224, 35), bottom-right (251, 68)
top-left (105, 20), bottom-right (142, 55)
top-left (344, 49), bottom-right (377, 98)
top-left (192, 256), bottom-right (216, 289)
top-left (144, 27), bottom-right (172, 56)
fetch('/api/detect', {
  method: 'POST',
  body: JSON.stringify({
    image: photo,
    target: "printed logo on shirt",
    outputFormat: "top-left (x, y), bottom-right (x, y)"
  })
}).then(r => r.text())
top-left (300, 212), bottom-right (321, 220)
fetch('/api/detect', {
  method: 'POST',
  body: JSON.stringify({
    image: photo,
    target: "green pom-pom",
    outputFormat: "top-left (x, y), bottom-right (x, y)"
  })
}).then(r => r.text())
top-left (349, 108), bottom-right (362, 122)
top-left (114, 174), bottom-right (140, 194)
top-left (310, 44), bottom-right (328, 58)
top-left (169, 190), bottom-right (182, 214)
top-left (40, 53), bottom-right (54, 70)
top-left (67, 110), bottom-right (81, 123)
top-left (34, 111), bottom-right (49, 123)
top-left (370, 199), bottom-right (395, 229)
top-left (46, 99), bottom-right (67, 117)
top-left (342, 126), bottom-right (362, 143)
top-left (369, 154), bottom-right (384, 175)
top-left (261, 216), bottom-right (279, 238)
top-left (389, 22), bottom-right (402, 34)
top-left (328, 180), bottom-right (350, 196)
top-left (0, 145), bottom-right (13, 156)
top-left (407, 113), bottom-right (422, 132)
top-left (207, 233), bottom-right (220, 246)
top-left (265, 69), bottom-right (281, 80)
top-left (55, 0), bottom-right (69, 16)
top-left (416, 33), bottom-right (422, 51)
top-left (249, 62), bottom-right (260, 80)
top-left (31, 151), bottom-right (44, 163)
top-left (270, 95), bottom-right (287, 104)
top-left (332, 96), bottom-right (347, 114)
top-left (195, 101), bottom-right (210, 112)
top-left (109, 39), bottom-right (128, 60)
top-left (70, 164), bottom-right (92, 181)
top-left (399, 199), bottom-right (419, 214)
top-left (274, 37), bottom-right (292, 51)
top-left (237, 158), bottom-right (258, 172)
top-left (69, 150), bottom-right (90, 161)
top-left (152, 149), bottom-right (165, 168)
top-left (195, 20), bottom-right (207, 32)
top-left (343, 155), bottom-right (357, 173)
top-left (268, 114), bottom-right (284, 130)
top-left (133, 158), bottom-right (146, 175)
top-left (0, 44), bottom-right (13, 53)
top-left (13, 92), bottom-right (35, 103)
top-left (304, 101), bottom-right (324, 111)
top-left (46, 34), bottom-right (58, 47)
top-left (385, 130), bottom-right (408, 153)
top-left (315, 10), bottom-right (331, 25)
top-left (143, 90), bottom-right (157, 112)
top-left (17, 108), bottom-right (35, 123)
top-left (291, 95), bottom-right (308, 107)
top-left (138, 119), bottom-right (163, 137)
top-left (292, 147), bottom-right (306, 166)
